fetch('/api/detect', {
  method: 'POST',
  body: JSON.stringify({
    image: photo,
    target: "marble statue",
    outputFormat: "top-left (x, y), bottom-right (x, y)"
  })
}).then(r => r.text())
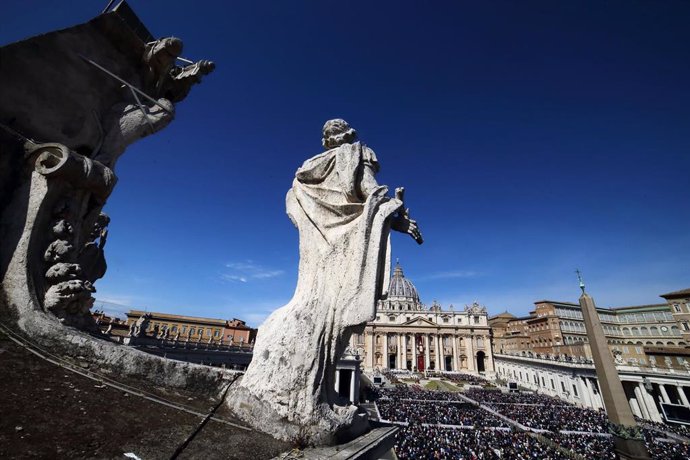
top-left (228, 119), bottom-right (422, 445)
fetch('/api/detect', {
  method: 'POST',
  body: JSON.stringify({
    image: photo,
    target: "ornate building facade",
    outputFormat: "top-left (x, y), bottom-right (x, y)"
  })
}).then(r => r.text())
top-left (489, 299), bottom-right (688, 371)
top-left (490, 289), bottom-right (690, 424)
top-left (350, 262), bottom-right (494, 375)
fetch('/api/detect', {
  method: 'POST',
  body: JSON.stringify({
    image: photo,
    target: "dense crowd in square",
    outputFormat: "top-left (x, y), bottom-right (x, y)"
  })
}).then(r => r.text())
top-left (395, 425), bottom-right (570, 460)
top-left (374, 382), bottom-right (690, 460)
top-left (463, 388), bottom-right (568, 406)
top-left (377, 399), bottom-right (509, 427)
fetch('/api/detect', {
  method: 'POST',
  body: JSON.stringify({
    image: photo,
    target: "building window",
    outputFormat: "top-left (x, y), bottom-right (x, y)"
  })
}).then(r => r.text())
top-left (443, 317), bottom-right (449, 323)
top-left (572, 384), bottom-right (578, 397)
top-left (561, 382), bottom-right (566, 392)
top-left (171, 326), bottom-right (178, 332)
top-left (550, 379), bottom-right (555, 389)
top-left (214, 330), bottom-right (220, 337)
top-left (198, 328), bottom-right (204, 336)
top-left (683, 322), bottom-right (690, 332)
top-left (189, 327), bottom-right (195, 335)
top-left (673, 304), bottom-right (681, 312)
top-left (473, 316), bottom-right (480, 324)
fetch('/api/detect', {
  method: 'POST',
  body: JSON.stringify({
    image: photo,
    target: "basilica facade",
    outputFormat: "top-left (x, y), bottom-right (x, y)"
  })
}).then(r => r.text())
top-left (349, 262), bottom-right (494, 375)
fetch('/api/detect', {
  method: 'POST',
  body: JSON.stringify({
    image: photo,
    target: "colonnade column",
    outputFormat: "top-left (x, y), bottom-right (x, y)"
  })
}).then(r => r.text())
top-left (434, 335), bottom-right (441, 371)
top-left (586, 378), bottom-right (602, 410)
top-left (452, 334), bottom-right (459, 372)
top-left (639, 382), bottom-right (663, 422)
top-left (677, 385), bottom-right (690, 407)
top-left (424, 334), bottom-right (430, 370)
top-left (632, 385), bottom-right (648, 419)
top-left (412, 334), bottom-right (417, 371)
top-left (659, 384), bottom-right (671, 404)
top-left (580, 377), bottom-right (593, 409)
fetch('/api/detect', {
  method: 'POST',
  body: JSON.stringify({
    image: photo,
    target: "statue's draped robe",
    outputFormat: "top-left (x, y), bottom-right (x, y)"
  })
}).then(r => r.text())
top-left (234, 142), bottom-right (401, 440)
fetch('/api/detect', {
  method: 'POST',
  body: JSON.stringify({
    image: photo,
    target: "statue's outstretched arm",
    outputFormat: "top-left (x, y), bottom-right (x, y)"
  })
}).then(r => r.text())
top-left (391, 187), bottom-right (423, 244)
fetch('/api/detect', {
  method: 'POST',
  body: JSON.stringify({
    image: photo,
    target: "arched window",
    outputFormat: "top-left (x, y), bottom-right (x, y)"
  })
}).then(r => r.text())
top-left (631, 327), bottom-right (640, 336)
top-left (640, 327), bottom-right (649, 336)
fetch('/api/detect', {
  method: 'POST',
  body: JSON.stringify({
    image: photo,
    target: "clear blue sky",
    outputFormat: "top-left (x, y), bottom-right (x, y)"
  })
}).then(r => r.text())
top-left (4, 1), bottom-right (689, 326)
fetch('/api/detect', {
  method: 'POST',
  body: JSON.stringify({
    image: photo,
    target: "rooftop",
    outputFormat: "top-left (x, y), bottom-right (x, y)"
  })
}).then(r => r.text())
top-left (660, 288), bottom-right (690, 300)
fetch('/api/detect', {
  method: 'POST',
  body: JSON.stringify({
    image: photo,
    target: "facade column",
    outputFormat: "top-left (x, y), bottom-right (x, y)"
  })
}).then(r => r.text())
top-left (659, 384), bottom-right (671, 403)
top-left (412, 334), bottom-right (417, 371)
top-left (485, 336), bottom-right (495, 372)
top-left (435, 334), bottom-right (441, 371)
top-left (349, 370), bottom-right (356, 403)
top-left (383, 333), bottom-right (389, 369)
top-left (467, 335), bottom-right (475, 372)
top-left (452, 333), bottom-right (459, 372)
top-left (334, 370), bottom-right (341, 394)
top-left (402, 333), bottom-right (407, 370)
top-left (424, 334), bottom-right (430, 370)
top-left (398, 334), bottom-right (404, 369)
top-left (677, 385), bottom-right (690, 407)
top-left (366, 332), bottom-right (374, 370)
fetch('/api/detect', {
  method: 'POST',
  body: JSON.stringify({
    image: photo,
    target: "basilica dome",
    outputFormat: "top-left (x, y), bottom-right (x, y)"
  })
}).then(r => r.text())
top-left (379, 261), bottom-right (423, 311)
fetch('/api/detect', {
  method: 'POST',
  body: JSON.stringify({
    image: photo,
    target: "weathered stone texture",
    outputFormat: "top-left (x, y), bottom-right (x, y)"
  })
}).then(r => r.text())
top-left (228, 119), bottom-right (422, 445)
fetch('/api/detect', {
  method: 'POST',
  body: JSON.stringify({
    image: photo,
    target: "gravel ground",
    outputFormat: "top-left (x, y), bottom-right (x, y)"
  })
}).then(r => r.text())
top-left (0, 331), bottom-right (290, 459)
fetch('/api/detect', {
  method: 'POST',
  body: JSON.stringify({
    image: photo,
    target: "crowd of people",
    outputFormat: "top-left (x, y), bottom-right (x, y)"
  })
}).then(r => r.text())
top-left (463, 388), bottom-right (610, 432)
top-left (373, 381), bottom-right (690, 459)
top-left (544, 433), bottom-right (616, 459)
top-left (395, 425), bottom-right (570, 460)
top-left (374, 385), bottom-right (466, 402)
top-left (464, 388), bottom-right (567, 406)
top-left (378, 399), bottom-right (508, 427)
top-left (425, 372), bottom-right (488, 385)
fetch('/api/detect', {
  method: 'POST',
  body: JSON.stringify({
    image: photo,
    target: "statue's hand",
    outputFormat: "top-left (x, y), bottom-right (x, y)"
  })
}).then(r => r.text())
top-left (392, 208), bottom-right (423, 245)
top-left (395, 187), bottom-right (405, 202)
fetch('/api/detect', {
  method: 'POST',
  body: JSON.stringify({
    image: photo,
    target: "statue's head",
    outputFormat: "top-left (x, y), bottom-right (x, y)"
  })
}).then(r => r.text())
top-left (322, 119), bottom-right (358, 149)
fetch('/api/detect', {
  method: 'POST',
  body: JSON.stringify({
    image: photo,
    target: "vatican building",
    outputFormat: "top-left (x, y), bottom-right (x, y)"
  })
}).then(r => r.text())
top-left (349, 262), bottom-right (494, 375)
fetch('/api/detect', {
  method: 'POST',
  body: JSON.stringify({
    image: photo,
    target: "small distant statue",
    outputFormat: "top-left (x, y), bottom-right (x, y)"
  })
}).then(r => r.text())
top-left (132, 314), bottom-right (151, 338)
top-left (229, 119), bottom-right (423, 444)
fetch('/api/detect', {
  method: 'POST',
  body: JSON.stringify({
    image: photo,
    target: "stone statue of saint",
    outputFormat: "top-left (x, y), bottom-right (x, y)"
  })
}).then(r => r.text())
top-left (229, 119), bottom-right (422, 444)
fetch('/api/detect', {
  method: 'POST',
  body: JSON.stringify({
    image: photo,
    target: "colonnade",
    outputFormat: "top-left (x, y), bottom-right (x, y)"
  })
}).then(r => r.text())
top-left (495, 354), bottom-right (690, 424)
